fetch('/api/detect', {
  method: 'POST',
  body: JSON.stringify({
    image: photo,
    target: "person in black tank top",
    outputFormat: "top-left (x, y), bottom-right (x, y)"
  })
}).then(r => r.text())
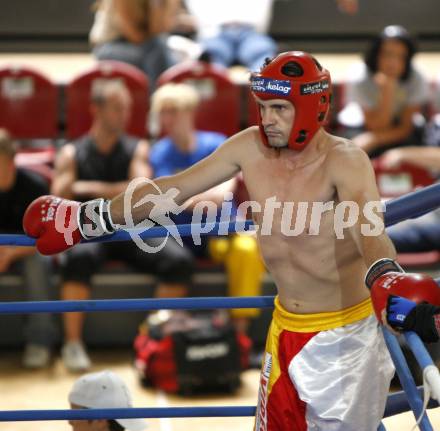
top-left (74, 135), bottom-right (137, 185)
top-left (52, 81), bottom-right (194, 372)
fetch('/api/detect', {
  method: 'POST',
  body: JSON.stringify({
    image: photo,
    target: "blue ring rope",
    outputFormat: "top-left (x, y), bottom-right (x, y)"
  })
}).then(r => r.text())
top-left (1, 281), bottom-right (439, 315)
top-left (0, 388), bottom-right (435, 422)
top-left (0, 296), bottom-right (275, 314)
top-left (0, 406), bottom-right (256, 421)
top-left (0, 220), bottom-right (255, 246)
top-left (404, 331), bottom-right (439, 372)
top-left (384, 182), bottom-right (440, 226)
top-left (1, 182), bottom-right (440, 246)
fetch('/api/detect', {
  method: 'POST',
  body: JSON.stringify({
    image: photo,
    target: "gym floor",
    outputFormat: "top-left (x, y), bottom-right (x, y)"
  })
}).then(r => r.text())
top-left (0, 348), bottom-right (439, 431)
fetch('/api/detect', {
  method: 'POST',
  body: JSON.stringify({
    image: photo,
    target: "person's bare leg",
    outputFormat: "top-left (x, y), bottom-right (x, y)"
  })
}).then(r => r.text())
top-left (61, 281), bottom-right (91, 371)
top-left (155, 283), bottom-right (188, 298)
top-left (62, 282), bottom-right (90, 341)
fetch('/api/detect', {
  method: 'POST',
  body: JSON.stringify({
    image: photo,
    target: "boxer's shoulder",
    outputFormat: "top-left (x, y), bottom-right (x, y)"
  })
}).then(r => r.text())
top-left (326, 136), bottom-right (370, 168)
top-left (219, 126), bottom-right (263, 160)
top-left (228, 126), bottom-right (260, 145)
top-left (323, 136), bottom-right (373, 189)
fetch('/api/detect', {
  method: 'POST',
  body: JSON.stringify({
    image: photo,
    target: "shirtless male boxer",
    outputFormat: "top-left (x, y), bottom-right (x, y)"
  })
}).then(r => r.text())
top-left (23, 51), bottom-right (435, 430)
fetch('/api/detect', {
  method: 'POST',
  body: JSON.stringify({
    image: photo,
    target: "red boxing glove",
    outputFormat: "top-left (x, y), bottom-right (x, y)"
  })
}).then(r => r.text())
top-left (23, 195), bottom-right (116, 255)
top-left (365, 258), bottom-right (440, 323)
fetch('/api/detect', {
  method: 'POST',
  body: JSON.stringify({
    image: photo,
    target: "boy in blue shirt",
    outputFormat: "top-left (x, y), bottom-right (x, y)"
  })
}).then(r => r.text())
top-left (150, 83), bottom-right (265, 332)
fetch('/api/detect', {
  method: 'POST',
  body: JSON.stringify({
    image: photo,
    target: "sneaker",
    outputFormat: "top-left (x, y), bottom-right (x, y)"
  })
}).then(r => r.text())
top-left (62, 341), bottom-right (91, 372)
top-left (22, 344), bottom-right (51, 369)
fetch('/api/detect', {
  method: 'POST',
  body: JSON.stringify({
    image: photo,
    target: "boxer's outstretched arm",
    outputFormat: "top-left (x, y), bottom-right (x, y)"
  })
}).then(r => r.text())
top-left (109, 132), bottom-right (244, 226)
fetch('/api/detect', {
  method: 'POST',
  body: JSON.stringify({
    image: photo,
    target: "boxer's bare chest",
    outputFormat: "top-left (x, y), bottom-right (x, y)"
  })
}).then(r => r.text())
top-left (240, 143), bottom-right (364, 311)
top-left (242, 148), bottom-right (336, 239)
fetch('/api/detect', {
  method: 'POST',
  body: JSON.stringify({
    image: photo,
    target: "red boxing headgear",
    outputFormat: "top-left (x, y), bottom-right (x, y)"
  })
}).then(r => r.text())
top-left (371, 272), bottom-right (440, 323)
top-left (250, 51), bottom-right (332, 151)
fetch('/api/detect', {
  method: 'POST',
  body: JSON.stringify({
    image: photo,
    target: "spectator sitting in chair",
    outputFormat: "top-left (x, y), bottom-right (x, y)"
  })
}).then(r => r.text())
top-left (149, 82), bottom-right (265, 334)
top-left (183, 0), bottom-right (277, 72)
top-left (90, 0), bottom-right (180, 86)
top-left (0, 128), bottom-right (57, 368)
top-left (183, 0), bottom-right (359, 72)
top-left (338, 25), bottom-right (430, 158)
top-left (52, 80), bottom-right (193, 372)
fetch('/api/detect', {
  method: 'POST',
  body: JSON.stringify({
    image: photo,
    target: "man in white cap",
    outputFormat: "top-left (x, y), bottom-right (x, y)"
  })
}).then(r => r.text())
top-left (68, 370), bottom-right (147, 431)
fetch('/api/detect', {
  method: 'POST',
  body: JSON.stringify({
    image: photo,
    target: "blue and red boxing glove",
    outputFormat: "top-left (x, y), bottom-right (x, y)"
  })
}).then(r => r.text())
top-left (386, 295), bottom-right (417, 328)
top-left (387, 296), bottom-right (440, 343)
top-left (365, 258), bottom-right (440, 342)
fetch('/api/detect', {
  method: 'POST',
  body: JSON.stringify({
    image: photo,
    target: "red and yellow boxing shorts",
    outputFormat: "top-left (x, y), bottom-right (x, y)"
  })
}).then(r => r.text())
top-left (255, 297), bottom-right (395, 431)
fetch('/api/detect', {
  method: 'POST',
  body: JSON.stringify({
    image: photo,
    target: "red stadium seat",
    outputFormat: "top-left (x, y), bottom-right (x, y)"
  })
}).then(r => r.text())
top-left (157, 61), bottom-right (241, 137)
top-left (328, 82), bottom-right (345, 131)
top-left (373, 158), bottom-right (435, 198)
top-left (66, 61), bottom-right (149, 140)
top-left (0, 65), bottom-right (58, 139)
top-left (332, 82), bottom-right (346, 115)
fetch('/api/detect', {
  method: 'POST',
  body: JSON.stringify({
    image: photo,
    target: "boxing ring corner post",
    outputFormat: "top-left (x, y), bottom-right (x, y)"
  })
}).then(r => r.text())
top-left (404, 331), bottom-right (440, 403)
top-left (382, 327), bottom-right (440, 431)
